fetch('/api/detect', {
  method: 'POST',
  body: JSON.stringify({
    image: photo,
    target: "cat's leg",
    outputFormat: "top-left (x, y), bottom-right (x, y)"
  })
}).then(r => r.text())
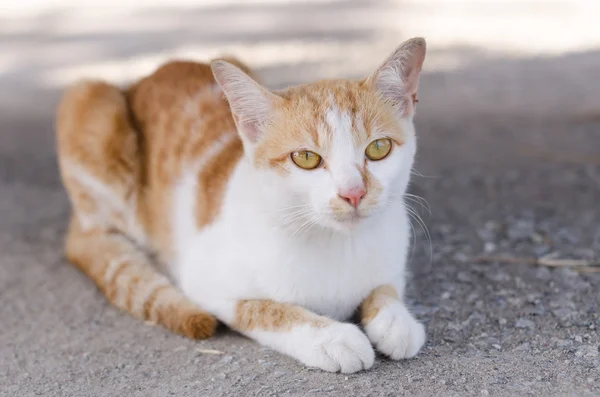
top-left (210, 299), bottom-right (374, 373)
top-left (65, 217), bottom-right (217, 339)
top-left (56, 80), bottom-right (217, 339)
top-left (360, 285), bottom-right (426, 359)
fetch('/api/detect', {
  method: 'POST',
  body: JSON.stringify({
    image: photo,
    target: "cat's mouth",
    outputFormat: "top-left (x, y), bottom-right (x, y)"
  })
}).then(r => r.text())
top-left (331, 209), bottom-right (369, 229)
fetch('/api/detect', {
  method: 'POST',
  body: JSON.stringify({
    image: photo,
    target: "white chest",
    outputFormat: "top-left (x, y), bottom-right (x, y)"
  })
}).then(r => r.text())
top-left (177, 208), bottom-right (409, 321)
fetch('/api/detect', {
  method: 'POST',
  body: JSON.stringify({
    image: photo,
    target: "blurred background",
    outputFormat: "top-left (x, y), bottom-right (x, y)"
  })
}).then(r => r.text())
top-left (1, 1), bottom-right (599, 396)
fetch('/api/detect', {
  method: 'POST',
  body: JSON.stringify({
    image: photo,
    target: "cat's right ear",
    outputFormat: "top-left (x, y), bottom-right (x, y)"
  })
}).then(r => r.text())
top-left (211, 60), bottom-right (282, 144)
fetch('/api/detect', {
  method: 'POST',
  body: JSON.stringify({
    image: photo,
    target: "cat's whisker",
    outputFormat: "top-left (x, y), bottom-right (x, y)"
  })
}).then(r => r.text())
top-left (410, 168), bottom-right (438, 179)
top-left (402, 203), bottom-right (433, 264)
top-left (275, 209), bottom-right (314, 230)
top-left (273, 204), bottom-right (312, 213)
top-left (404, 194), bottom-right (432, 217)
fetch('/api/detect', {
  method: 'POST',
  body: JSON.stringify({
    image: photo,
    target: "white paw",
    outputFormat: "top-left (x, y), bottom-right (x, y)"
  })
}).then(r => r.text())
top-left (364, 302), bottom-right (426, 359)
top-left (302, 323), bottom-right (375, 373)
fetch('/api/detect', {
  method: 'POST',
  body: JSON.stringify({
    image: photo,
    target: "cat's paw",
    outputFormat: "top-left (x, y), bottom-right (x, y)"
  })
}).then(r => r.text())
top-left (303, 323), bottom-right (375, 373)
top-left (364, 302), bottom-right (426, 359)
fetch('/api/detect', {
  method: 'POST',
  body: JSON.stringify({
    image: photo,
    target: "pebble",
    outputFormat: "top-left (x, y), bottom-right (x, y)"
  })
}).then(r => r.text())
top-left (484, 242), bottom-right (497, 253)
top-left (552, 308), bottom-right (578, 324)
top-left (556, 340), bottom-right (572, 348)
top-left (491, 344), bottom-right (502, 350)
top-left (513, 342), bottom-right (531, 351)
top-left (218, 355), bottom-right (234, 365)
top-left (515, 318), bottom-right (535, 330)
top-left (478, 221), bottom-right (500, 241)
top-left (557, 228), bottom-right (579, 244)
top-left (575, 345), bottom-right (599, 359)
top-left (507, 220), bottom-right (535, 241)
top-left (272, 370), bottom-right (287, 378)
top-left (573, 335), bottom-right (583, 343)
top-left (499, 318), bottom-right (507, 326)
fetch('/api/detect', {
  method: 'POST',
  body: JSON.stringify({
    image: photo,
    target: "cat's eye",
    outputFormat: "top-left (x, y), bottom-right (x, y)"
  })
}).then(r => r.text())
top-left (365, 138), bottom-right (392, 161)
top-left (291, 150), bottom-right (322, 170)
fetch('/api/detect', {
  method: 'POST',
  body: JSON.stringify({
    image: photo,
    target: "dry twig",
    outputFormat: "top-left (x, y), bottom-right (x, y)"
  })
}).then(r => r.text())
top-left (475, 254), bottom-right (600, 273)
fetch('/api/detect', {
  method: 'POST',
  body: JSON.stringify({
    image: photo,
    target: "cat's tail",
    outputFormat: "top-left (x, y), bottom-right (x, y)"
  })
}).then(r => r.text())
top-left (56, 80), bottom-right (217, 339)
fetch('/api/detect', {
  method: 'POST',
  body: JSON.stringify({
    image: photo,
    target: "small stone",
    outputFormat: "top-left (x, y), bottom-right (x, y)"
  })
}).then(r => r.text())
top-left (454, 252), bottom-right (469, 263)
top-left (515, 318), bottom-right (535, 330)
top-left (513, 342), bottom-right (531, 351)
top-left (481, 390), bottom-right (489, 396)
top-left (590, 324), bottom-right (596, 330)
top-left (557, 228), bottom-right (578, 244)
top-left (556, 339), bottom-right (572, 348)
top-left (441, 291), bottom-right (451, 300)
top-left (499, 318), bottom-right (507, 325)
top-left (575, 345), bottom-right (599, 358)
top-left (492, 344), bottom-right (502, 350)
top-left (574, 335), bottom-right (583, 343)
top-left (439, 380), bottom-right (446, 385)
top-left (214, 373), bottom-right (226, 380)
top-left (552, 307), bottom-right (578, 324)
top-left (218, 355), bottom-right (234, 365)
top-left (478, 221), bottom-right (500, 241)
top-left (588, 378), bottom-right (595, 384)
top-left (507, 220), bottom-right (535, 241)
top-left (484, 242), bottom-right (496, 253)
top-left (534, 244), bottom-right (551, 256)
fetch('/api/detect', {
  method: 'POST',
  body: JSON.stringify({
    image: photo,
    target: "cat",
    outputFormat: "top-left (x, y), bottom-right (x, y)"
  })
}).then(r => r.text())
top-left (55, 37), bottom-right (427, 373)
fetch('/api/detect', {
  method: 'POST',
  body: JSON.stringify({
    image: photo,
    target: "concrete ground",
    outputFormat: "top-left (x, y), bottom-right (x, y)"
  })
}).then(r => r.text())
top-left (1, 1), bottom-right (599, 396)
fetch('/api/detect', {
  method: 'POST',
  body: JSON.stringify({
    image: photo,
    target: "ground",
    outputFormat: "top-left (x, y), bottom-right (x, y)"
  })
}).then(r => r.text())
top-left (1, 1), bottom-right (599, 396)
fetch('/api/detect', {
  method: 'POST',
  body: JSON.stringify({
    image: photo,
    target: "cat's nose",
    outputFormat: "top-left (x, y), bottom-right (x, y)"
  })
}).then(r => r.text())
top-left (338, 187), bottom-right (366, 208)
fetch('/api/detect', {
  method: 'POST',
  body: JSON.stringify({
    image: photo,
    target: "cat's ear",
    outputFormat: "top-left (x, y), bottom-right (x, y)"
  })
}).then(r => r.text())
top-left (211, 60), bottom-right (282, 144)
top-left (365, 37), bottom-right (426, 118)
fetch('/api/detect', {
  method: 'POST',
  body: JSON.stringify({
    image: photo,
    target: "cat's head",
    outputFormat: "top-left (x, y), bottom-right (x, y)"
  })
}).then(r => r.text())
top-left (212, 38), bottom-right (426, 233)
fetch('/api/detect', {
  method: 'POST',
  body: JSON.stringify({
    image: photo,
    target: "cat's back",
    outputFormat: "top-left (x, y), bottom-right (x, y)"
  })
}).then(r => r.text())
top-left (126, 60), bottom-right (247, 258)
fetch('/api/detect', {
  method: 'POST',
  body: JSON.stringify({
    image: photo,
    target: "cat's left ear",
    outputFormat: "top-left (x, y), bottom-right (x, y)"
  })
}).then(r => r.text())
top-left (365, 37), bottom-right (426, 118)
top-left (211, 60), bottom-right (283, 145)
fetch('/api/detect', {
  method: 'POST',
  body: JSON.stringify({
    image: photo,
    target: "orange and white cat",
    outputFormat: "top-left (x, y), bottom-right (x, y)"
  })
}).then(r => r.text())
top-left (56, 37), bottom-right (427, 373)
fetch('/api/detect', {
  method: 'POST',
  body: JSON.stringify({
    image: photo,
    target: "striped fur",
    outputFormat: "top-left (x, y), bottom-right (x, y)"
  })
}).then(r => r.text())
top-left (55, 69), bottom-right (234, 338)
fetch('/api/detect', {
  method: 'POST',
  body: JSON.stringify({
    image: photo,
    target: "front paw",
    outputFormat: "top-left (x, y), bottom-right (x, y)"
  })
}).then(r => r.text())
top-left (302, 323), bottom-right (375, 373)
top-left (364, 302), bottom-right (426, 359)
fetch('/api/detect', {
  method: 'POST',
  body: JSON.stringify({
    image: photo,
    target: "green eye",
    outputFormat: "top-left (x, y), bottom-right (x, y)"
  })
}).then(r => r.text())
top-left (291, 150), bottom-right (322, 170)
top-left (365, 138), bottom-right (392, 161)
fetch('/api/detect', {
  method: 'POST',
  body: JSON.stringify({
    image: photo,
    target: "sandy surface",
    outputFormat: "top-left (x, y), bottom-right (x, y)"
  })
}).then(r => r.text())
top-left (1, 1), bottom-right (599, 396)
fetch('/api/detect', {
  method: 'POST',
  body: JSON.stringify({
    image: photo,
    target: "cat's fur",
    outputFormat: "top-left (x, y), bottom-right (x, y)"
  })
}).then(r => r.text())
top-left (56, 38), bottom-right (427, 373)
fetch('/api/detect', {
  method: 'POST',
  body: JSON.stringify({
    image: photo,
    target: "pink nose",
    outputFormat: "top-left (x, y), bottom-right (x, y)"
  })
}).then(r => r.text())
top-left (338, 187), bottom-right (366, 208)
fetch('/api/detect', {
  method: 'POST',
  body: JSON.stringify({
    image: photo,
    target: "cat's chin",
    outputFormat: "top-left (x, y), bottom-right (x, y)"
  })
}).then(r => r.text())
top-left (325, 214), bottom-right (368, 234)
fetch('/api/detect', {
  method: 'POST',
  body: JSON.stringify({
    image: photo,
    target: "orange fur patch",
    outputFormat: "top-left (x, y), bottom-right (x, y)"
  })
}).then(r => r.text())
top-left (56, 59), bottom-right (253, 340)
top-left (233, 300), bottom-right (331, 332)
top-left (360, 285), bottom-right (399, 324)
